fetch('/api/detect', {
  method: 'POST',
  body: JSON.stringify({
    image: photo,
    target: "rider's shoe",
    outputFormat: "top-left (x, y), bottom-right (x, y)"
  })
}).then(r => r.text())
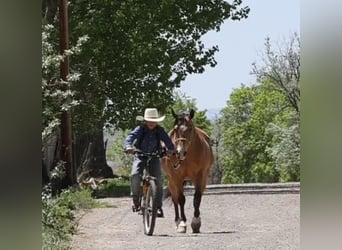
top-left (132, 204), bottom-right (141, 212)
top-left (156, 207), bottom-right (164, 218)
top-left (132, 198), bottom-right (141, 213)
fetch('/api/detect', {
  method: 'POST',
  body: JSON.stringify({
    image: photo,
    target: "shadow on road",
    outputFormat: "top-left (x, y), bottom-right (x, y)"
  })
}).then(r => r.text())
top-left (153, 231), bottom-right (235, 237)
top-left (203, 231), bottom-right (236, 234)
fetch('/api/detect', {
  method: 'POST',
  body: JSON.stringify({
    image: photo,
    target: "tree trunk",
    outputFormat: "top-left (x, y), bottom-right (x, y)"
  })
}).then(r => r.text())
top-left (42, 0), bottom-right (58, 22)
top-left (75, 124), bottom-right (114, 181)
top-left (42, 160), bottom-right (50, 187)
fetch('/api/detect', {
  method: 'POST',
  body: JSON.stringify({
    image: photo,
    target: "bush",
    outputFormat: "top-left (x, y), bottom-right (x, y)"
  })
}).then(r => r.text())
top-left (42, 187), bottom-right (100, 250)
top-left (251, 162), bottom-right (279, 183)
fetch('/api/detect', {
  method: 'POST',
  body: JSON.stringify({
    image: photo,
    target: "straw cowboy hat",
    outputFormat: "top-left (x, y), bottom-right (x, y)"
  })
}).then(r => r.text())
top-left (136, 108), bottom-right (165, 122)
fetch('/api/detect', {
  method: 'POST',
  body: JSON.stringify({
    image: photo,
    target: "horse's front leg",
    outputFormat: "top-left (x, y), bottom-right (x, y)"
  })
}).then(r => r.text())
top-left (172, 197), bottom-right (180, 228)
top-left (191, 186), bottom-right (202, 233)
top-left (179, 192), bottom-right (186, 222)
top-left (175, 192), bottom-right (187, 233)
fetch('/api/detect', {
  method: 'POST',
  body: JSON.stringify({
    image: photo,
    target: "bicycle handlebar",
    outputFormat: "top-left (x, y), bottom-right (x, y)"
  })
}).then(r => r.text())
top-left (132, 149), bottom-right (166, 158)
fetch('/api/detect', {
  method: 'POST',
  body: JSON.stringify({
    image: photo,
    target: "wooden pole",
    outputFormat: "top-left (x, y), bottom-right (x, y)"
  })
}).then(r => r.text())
top-left (58, 0), bottom-right (74, 185)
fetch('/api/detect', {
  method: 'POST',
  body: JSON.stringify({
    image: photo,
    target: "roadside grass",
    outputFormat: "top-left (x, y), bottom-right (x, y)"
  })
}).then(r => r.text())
top-left (42, 176), bottom-right (131, 250)
top-left (42, 187), bottom-right (104, 250)
top-left (93, 177), bottom-right (131, 198)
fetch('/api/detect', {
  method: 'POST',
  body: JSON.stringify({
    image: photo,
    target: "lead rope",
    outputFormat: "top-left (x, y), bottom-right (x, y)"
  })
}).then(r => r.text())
top-left (172, 158), bottom-right (182, 170)
top-left (167, 152), bottom-right (182, 170)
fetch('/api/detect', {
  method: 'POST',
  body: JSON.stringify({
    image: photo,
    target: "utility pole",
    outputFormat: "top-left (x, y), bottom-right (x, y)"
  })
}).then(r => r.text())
top-left (59, 0), bottom-right (74, 186)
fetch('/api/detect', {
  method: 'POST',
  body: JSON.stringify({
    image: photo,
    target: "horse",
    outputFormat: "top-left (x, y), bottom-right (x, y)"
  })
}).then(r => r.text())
top-left (161, 108), bottom-right (214, 233)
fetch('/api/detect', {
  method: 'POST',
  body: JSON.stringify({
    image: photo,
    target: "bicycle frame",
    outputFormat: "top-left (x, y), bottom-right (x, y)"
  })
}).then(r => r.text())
top-left (133, 149), bottom-right (165, 235)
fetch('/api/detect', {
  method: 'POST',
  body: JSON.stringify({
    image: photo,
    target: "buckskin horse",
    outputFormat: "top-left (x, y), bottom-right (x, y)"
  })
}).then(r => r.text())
top-left (161, 109), bottom-right (214, 233)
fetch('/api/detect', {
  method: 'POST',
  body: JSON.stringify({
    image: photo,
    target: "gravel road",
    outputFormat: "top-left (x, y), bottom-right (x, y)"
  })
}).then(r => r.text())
top-left (72, 192), bottom-right (299, 250)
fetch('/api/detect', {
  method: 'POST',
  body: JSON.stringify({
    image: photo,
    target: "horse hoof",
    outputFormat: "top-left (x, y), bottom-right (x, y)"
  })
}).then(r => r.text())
top-left (176, 220), bottom-right (187, 233)
top-left (175, 219), bottom-right (181, 227)
top-left (191, 217), bottom-right (201, 233)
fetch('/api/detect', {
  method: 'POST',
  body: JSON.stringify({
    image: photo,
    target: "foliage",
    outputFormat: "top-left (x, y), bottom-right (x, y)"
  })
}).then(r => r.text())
top-left (252, 33), bottom-right (300, 113)
top-left (210, 115), bottom-right (225, 183)
top-left (220, 81), bottom-right (294, 183)
top-left (106, 129), bottom-right (133, 177)
top-left (42, 22), bottom-right (88, 141)
top-left (67, 0), bottom-right (249, 133)
top-left (266, 112), bottom-right (300, 181)
top-left (162, 91), bottom-right (212, 135)
top-left (49, 161), bottom-right (68, 195)
top-left (220, 33), bottom-right (300, 183)
top-left (42, 1), bottom-right (249, 180)
top-left (42, 187), bottom-right (99, 250)
top-left (42, 163), bottom-right (101, 249)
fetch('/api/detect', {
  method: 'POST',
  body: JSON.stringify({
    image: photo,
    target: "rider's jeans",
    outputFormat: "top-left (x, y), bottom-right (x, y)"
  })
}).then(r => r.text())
top-left (130, 156), bottom-right (163, 208)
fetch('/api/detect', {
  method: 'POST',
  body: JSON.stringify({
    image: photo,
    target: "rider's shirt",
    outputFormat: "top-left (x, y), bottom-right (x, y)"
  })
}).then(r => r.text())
top-left (124, 125), bottom-right (174, 153)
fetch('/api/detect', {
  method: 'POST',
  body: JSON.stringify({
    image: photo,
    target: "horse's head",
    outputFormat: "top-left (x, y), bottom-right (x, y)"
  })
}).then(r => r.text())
top-left (171, 108), bottom-right (195, 160)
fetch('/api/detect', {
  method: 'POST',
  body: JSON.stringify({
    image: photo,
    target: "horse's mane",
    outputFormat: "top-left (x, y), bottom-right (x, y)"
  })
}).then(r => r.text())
top-left (194, 127), bottom-right (210, 141)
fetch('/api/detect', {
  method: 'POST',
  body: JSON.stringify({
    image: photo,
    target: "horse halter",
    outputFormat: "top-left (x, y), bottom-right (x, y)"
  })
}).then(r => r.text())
top-left (170, 110), bottom-right (195, 170)
top-left (171, 129), bottom-right (193, 170)
top-left (171, 137), bottom-right (186, 170)
top-left (175, 137), bottom-right (190, 156)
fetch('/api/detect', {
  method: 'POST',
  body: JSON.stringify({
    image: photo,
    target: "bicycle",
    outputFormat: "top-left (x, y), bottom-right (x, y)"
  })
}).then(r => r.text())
top-left (131, 149), bottom-right (166, 236)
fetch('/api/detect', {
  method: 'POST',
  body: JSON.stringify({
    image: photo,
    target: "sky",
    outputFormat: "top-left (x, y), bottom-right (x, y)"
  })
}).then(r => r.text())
top-left (179, 0), bottom-right (300, 111)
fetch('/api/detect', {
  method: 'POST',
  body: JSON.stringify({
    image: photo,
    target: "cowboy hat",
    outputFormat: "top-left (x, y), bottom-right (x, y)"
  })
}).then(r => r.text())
top-left (136, 108), bottom-right (165, 122)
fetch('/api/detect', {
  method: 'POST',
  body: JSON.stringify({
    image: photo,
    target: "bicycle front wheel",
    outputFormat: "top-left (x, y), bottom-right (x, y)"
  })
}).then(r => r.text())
top-left (143, 180), bottom-right (157, 236)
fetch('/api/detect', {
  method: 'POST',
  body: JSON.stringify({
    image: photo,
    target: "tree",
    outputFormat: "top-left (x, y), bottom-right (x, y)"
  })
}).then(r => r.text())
top-left (219, 33), bottom-right (301, 183)
top-left (266, 113), bottom-right (300, 182)
top-left (252, 33), bottom-right (300, 113)
top-left (43, 0), bottom-right (250, 179)
top-left (210, 114), bottom-right (224, 184)
top-left (251, 33), bottom-right (300, 182)
top-left (69, 0), bottom-right (248, 179)
top-left (42, 22), bottom-right (89, 187)
top-left (69, 0), bottom-right (250, 128)
top-left (220, 81), bottom-right (293, 183)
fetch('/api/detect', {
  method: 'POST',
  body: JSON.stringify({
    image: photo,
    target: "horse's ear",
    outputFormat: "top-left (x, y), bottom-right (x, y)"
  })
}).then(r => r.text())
top-left (171, 108), bottom-right (177, 119)
top-left (189, 109), bottom-right (195, 119)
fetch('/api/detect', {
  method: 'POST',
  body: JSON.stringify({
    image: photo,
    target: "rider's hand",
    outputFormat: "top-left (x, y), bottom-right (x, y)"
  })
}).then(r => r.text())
top-left (166, 149), bottom-right (176, 157)
top-left (125, 147), bottom-right (134, 154)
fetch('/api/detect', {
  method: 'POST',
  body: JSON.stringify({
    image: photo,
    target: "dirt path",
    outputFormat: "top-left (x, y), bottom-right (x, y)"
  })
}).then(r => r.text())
top-left (72, 193), bottom-right (299, 250)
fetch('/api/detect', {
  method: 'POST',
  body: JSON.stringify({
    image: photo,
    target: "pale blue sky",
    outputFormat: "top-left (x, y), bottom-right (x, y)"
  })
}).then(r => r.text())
top-left (179, 0), bottom-right (300, 111)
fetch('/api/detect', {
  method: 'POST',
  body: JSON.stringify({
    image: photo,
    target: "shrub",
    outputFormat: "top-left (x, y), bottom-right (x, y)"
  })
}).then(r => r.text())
top-left (42, 187), bottom-right (100, 250)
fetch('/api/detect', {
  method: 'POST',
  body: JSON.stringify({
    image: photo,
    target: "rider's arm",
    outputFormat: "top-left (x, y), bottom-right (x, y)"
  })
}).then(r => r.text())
top-left (159, 127), bottom-right (175, 151)
top-left (124, 126), bottom-right (143, 151)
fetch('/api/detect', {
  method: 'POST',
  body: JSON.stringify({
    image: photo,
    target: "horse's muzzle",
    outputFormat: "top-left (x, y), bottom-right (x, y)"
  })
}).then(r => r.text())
top-left (176, 151), bottom-right (187, 161)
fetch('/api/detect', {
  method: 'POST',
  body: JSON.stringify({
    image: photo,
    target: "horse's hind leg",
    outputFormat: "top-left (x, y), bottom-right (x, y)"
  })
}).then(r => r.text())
top-left (191, 186), bottom-right (202, 233)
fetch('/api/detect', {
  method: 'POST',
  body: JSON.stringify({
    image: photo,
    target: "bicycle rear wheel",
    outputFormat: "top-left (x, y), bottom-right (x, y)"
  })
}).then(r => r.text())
top-left (143, 180), bottom-right (157, 236)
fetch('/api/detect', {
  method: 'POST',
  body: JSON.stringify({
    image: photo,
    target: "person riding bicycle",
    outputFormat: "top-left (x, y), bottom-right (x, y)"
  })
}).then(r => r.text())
top-left (124, 108), bottom-right (175, 218)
